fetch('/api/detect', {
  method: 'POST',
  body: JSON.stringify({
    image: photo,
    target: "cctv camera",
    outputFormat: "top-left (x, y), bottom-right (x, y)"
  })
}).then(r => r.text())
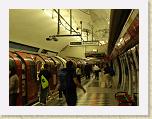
top-left (53, 37), bottom-right (58, 41)
top-left (46, 38), bottom-right (50, 41)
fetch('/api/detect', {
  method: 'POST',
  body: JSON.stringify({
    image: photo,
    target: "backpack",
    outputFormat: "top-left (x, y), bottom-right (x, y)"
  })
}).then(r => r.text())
top-left (59, 68), bottom-right (77, 91)
top-left (41, 75), bottom-right (49, 89)
top-left (76, 68), bottom-right (81, 75)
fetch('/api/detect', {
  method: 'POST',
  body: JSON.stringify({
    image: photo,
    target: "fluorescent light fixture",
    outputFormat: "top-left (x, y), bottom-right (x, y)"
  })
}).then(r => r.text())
top-left (117, 43), bottom-right (121, 46)
top-left (120, 38), bottom-right (123, 42)
top-left (93, 49), bottom-right (97, 52)
top-left (99, 41), bottom-right (106, 45)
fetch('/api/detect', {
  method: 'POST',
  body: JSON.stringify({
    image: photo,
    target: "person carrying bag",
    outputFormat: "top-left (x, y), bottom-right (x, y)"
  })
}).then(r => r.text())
top-left (38, 64), bottom-right (51, 105)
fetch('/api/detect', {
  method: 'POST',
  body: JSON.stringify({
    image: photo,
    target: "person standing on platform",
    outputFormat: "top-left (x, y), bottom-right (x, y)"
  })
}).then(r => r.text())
top-left (93, 64), bottom-right (100, 80)
top-left (84, 63), bottom-right (91, 79)
top-left (38, 63), bottom-right (51, 105)
top-left (9, 66), bottom-right (19, 106)
top-left (104, 63), bottom-right (115, 88)
top-left (76, 64), bottom-right (82, 84)
top-left (57, 67), bottom-right (66, 100)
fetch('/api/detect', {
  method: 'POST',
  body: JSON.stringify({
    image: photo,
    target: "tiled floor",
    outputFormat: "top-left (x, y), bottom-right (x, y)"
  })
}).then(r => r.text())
top-left (45, 74), bottom-right (119, 106)
top-left (76, 77), bottom-right (118, 106)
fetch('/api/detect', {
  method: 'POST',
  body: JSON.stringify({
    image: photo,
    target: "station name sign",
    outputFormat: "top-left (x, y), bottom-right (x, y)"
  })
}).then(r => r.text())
top-left (69, 42), bottom-right (82, 46)
top-left (70, 41), bottom-right (99, 46)
top-left (83, 41), bottom-right (99, 46)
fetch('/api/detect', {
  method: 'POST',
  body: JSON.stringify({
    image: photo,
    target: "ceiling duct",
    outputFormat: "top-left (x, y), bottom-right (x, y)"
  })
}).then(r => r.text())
top-left (46, 9), bottom-right (82, 41)
top-left (57, 9), bottom-right (60, 35)
top-left (107, 9), bottom-right (131, 55)
top-left (70, 9), bottom-right (72, 34)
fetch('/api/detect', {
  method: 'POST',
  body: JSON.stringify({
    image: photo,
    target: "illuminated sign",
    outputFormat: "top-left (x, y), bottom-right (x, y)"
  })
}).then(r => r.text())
top-left (83, 41), bottom-right (99, 46)
top-left (85, 52), bottom-right (106, 58)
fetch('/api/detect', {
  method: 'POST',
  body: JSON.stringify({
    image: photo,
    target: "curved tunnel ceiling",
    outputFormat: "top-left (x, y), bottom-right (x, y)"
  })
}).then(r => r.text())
top-left (107, 9), bottom-right (132, 55)
top-left (9, 9), bottom-right (111, 53)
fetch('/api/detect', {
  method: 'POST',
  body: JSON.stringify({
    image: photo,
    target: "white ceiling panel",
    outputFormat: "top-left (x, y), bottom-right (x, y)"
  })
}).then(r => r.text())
top-left (9, 9), bottom-right (111, 52)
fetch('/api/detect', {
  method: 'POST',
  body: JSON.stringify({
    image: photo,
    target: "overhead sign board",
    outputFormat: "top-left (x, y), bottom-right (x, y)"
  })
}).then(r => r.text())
top-left (85, 52), bottom-right (106, 58)
top-left (69, 41), bottom-right (99, 46)
top-left (83, 41), bottom-right (99, 46)
top-left (69, 42), bottom-right (82, 46)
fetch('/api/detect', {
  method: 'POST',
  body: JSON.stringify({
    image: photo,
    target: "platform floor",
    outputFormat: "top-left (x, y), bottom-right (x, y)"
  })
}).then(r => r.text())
top-left (77, 79), bottom-right (118, 106)
top-left (34, 73), bottom-right (119, 106)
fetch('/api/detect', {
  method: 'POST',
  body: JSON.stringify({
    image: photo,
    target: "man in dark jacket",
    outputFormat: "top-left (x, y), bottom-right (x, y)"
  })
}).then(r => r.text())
top-left (38, 64), bottom-right (51, 105)
top-left (84, 63), bottom-right (91, 79)
top-left (9, 66), bottom-right (19, 106)
top-left (58, 61), bottom-right (86, 106)
top-left (104, 63), bottom-right (115, 88)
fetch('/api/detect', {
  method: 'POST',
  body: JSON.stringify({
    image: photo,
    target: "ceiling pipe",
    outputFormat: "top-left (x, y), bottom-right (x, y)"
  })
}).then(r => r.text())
top-left (57, 9), bottom-right (60, 35)
top-left (46, 9), bottom-right (83, 40)
top-left (80, 21), bottom-right (83, 41)
top-left (70, 9), bottom-right (72, 34)
top-left (49, 34), bottom-right (81, 37)
top-left (92, 26), bottom-right (93, 41)
top-left (53, 9), bottom-right (79, 35)
top-left (86, 30), bottom-right (89, 41)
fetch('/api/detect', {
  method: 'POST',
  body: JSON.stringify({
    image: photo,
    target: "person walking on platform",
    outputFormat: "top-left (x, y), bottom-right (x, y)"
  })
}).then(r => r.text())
top-left (9, 66), bottom-right (19, 106)
top-left (76, 64), bottom-right (82, 84)
top-left (93, 64), bottom-right (100, 80)
top-left (57, 61), bottom-right (86, 106)
top-left (57, 67), bottom-right (66, 100)
top-left (104, 63), bottom-right (115, 88)
top-left (38, 64), bottom-right (51, 105)
top-left (84, 63), bottom-right (91, 79)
